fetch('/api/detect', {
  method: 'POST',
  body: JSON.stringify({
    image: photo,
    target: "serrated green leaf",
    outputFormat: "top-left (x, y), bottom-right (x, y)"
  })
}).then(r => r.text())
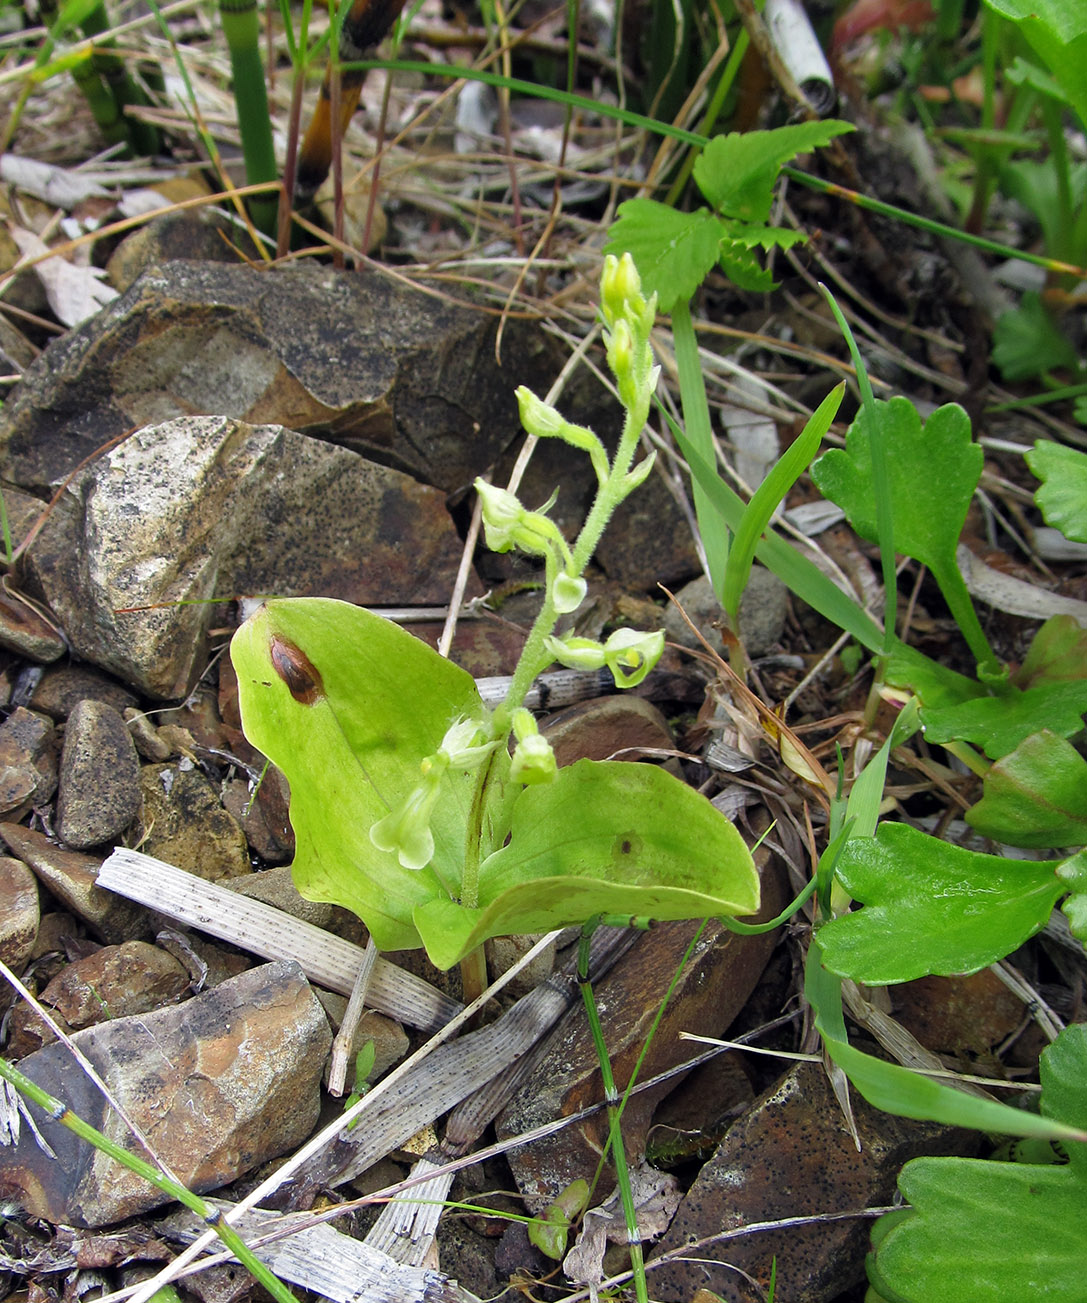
top-left (692, 121), bottom-right (855, 223)
top-left (717, 242), bottom-right (776, 292)
top-left (604, 201), bottom-right (726, 311)
top-left (414, 759), bottom-right (760, 969)
top-left (811, 399), bottom-right (991, 666)
top-left (1026, 440), bottom-right (1087, 544)
top-left (921, 681), bottom-right (1087, 758)
top-left (818, 822), bottom-right (1064, 983)
top-left (231, 598), bottom-right (485, 952)
top-left (966, 730), bottom-right (1087, 849)
top-left (992, 293), bottom-right (1080, 382)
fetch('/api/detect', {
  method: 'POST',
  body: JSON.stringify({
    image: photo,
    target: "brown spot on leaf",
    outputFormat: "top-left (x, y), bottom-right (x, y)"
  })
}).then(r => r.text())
top-left (269, 636), bottom-right (324, 705)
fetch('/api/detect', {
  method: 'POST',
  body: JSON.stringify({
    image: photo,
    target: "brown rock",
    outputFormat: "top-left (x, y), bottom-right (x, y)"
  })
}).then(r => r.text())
top-left (0, 960), bottom-right (331, 1227)
top-left (892, 970), bottom-right (1025, 1057)
top-left (56, 699), bottom-right (142, 848)
top-left (0, 260), bottom-right (553, 495)
top-left (648, 1060), bottom-right (978, 1302)
top-left (0, 855), bottom-right (39, 969)
top-left (29, 665), bottom-right (138, 721)
top-left (22, 414), bottom-right (472, 698)
top-left (106, 211), bottom-right (253, 294)
top-left (221, 773), bottom-right (293, 864)
top-left (136, 763), bottom-right (250, 881)
top-left (225, 865), bottom-right (332, 927)
top-left (39, 939), bottom-right (191, 1028)
top-left (0, 706), bottom-right (58, 818)
top-left (541, 695), bottom-right (675, 767)
top-left (0, 823), bottom-right (147, 943)
top-left (497, 846), bottom-right (787, 1211)
top-left (0, 590), bottom-right (66, 662)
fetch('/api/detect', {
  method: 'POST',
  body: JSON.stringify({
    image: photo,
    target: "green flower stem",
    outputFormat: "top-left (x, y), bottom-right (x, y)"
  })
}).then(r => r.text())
top-left (0, 1056), bottom-right (296, 1303)
top-left (577, 919), bottom-right (649, 1303)
top-left (219, 0), bottom-right (279, 238)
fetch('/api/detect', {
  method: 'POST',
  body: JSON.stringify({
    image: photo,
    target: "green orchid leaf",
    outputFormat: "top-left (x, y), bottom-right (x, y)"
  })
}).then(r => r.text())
top-left (966, 730), bottom-right (1087, 849)
top-left (230, 598), bottom-right (486, 952)
top-left (1026, 440), bottom-right (1087, 544)
top-left (692, 121), bottom-right (855, 223)
top-left (414, 759), bottom-right (760, 970)
top-left (921, 681), bottom-right (1087, 758)
top-left (818, 822), bottom-right (1064, 983)
top-left (811, 399), bottom-right (990, 667)
top-left (869, 1022), bottom-right (1087, 1303)
top-left (1014, 615), bottom-right (1087, 688)
top-left (1057, 849), bottom-right (1087, 943)
top-left (604, 202), bottom-right (727, 311)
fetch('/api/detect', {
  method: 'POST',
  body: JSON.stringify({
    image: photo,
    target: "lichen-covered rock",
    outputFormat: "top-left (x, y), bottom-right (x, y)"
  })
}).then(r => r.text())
top-left (0, 960), bottom-right (331, 1227)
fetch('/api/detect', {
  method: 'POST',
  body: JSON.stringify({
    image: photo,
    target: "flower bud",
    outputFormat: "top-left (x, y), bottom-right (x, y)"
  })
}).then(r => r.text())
top-left (552, 570), bottom-right (587, 615)
top-left (510, 731), bottom-right (557, 785)
top-left (600, 252), bottom-right (644, 328)
top-left (516, 386), bottom-right (567, 439)
top-left (606, 318), bottom-right (634, 385)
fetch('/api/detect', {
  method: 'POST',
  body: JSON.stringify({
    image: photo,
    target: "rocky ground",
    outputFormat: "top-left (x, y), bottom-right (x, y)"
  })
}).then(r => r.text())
top-left (0, 10), bottom-right (1085, 1303)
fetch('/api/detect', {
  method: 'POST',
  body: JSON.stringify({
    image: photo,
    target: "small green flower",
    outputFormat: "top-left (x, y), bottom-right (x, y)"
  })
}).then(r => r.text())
top-left (603, 628), bottom-right (665, 688)
top-left (474, 480), bottom-right (526, 554)
top-left (435, 716), bottom-right (497, 770)
top-left (475, 478), bottom-right (572, 566)
top-left (369, 774), bottom-right (441, 870)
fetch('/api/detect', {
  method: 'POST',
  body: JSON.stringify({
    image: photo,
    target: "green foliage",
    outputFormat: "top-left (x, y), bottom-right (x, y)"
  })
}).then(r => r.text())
top-left (965, 730), bottom-right (1087, 849)
top-left (605, 121), bottom-right (854, 309)
top-left (816, 823), bottom-right (1065, 984)
top-left (805, 936), bottom-right (1086, 1145)
top-left (529, 1179), bottom-right (590, 1260)
top-left (867, 1024), bottom-right (1087, 1303)
top-left (232, 259), bottom-right (760, 971)
top-left (984, 0), bottom-right (1087, 127)
top-left (811, 398), bottom-right (993, 670)
top-left (920, 680), bottom-right (1087, 757)
top-left (991, 292), bottom-right (1081, 383)
top-left (1026, 440), bottom-right (1087, 542)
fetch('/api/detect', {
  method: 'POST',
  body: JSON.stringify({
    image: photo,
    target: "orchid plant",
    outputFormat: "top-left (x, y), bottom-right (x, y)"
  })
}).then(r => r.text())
top-left (230, 256), bottom-right (760, 974)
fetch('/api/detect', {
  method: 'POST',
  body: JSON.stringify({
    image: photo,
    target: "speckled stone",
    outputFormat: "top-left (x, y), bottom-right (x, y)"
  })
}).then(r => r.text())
top-left (648, 1060), bottom-right (978, 1302)
top-left (0, 960), bottom-right (330, 1227)
top-left (56, 699), bottom-right (142, 848)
